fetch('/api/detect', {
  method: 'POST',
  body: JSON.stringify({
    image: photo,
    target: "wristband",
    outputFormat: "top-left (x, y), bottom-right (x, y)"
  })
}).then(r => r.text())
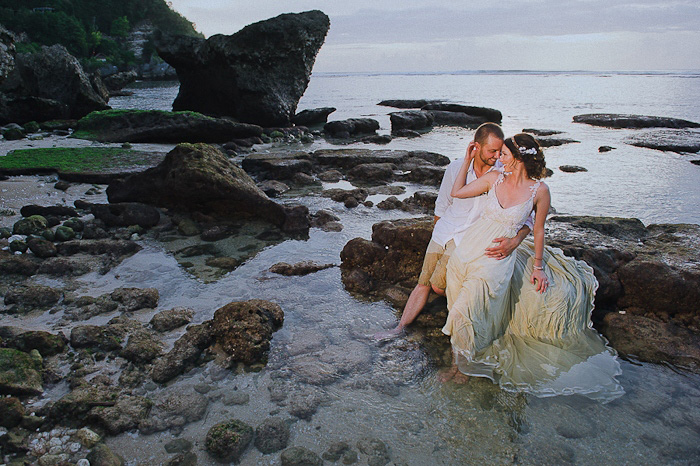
top-left (533, 265), bottom-right (544, 270)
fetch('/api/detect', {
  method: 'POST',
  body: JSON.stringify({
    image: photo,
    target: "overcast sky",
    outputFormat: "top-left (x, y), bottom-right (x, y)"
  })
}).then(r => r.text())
top-left (168, 0), bottom-right (700, 72)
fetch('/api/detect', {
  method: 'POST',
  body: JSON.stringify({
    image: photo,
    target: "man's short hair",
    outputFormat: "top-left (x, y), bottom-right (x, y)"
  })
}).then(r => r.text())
top-left (474, 122), bottom-right (504, 145)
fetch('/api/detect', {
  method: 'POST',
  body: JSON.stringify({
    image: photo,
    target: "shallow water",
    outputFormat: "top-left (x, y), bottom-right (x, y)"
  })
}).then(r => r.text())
top-left (4, 72), bottom-right (700, 464)
top-left (15, 190), bottom-right (691, 465)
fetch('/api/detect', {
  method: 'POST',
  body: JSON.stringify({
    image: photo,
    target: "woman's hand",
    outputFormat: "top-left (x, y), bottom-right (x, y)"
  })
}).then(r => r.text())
top-left (531, 268), bottom-right (549, 293)
top-left (465, 141), bottom-right (476, 166)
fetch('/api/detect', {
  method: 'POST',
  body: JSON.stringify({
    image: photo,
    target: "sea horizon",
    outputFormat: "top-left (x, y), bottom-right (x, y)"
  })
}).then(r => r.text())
top-left (312, 69), bottom-right (700, 77)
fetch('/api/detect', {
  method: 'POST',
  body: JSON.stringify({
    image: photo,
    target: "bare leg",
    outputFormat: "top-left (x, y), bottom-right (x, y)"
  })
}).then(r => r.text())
top-left (373, 283), bottom-right (431, 340)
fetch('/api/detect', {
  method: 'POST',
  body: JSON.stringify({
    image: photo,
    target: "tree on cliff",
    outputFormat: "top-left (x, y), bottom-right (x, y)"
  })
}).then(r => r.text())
top-left (0, 0), bottom-right (200, 65)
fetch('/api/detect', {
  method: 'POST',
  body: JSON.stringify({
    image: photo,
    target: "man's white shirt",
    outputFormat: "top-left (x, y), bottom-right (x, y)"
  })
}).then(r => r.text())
top-left (432, 158), bottom-right (534, 247)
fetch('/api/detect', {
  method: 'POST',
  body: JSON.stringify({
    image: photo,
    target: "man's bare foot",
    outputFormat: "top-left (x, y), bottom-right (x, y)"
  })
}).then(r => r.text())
top-left (437, 365), bottom-right (470, 384)
top-left (372, 326), bottom-right (404, 341)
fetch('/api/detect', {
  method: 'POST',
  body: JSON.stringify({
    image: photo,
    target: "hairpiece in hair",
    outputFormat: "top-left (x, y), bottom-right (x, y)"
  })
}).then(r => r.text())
top-left (511, 136), bottom-right (537, 156)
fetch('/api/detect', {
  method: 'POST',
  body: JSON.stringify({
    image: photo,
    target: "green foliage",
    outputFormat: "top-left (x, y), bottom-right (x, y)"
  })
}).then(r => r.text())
top-left (14, 42), bottom-right (41, 54)
top-left (0, 0), bottom-right (200, 63)
top-left (0, 147), bottom-right (163, 173)
top-left (110, 16), bottom-right (130, 38)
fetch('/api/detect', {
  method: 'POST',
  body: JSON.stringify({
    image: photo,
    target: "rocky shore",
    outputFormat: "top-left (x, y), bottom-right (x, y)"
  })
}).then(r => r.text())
top-left (340, 216), bottom-right (700, 370)
top-left (1, 7), bottom-right (699, 465)
top-left (1, 134), bottom-right (699, 464)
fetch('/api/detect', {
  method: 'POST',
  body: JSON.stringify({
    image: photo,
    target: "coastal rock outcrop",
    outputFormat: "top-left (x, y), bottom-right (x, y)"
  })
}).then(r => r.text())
top-left (107, 143), bottom-right (310, 234)
top-left (293, 107), bottom-right (336, 127)
top-left (74, 109), bottom-right (263, 143)
top-left (155, 10), bottom-right (330, 127)
top-left (0, 44), bottom-right (109, 124)
top-left (240, 148), bottom-right (450, 190)
top-left (626, 129), bottom-right (700, 153)
top-left (149, 300), bottom-right (284, 383)
top-left (340, 216), bottom-right (700, 371)
top-left (422, 103), bottom-right (502, 124)
top-left (573, 113), bottom-right (700, 129)
top-left (378, 99), bottom-right (441, 109)
top-left (389, 111), bottom-right (434, 132)
top-left (324, 118), bottom-right (380, 138)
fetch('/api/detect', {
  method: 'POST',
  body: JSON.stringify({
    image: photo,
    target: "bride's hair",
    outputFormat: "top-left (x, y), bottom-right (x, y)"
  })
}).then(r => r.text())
top-left (504, 133), bottom-right (547, 179)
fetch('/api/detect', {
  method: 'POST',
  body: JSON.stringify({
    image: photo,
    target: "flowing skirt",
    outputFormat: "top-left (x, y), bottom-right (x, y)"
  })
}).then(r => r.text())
top-left (444, 232), bottom-right (624, 402)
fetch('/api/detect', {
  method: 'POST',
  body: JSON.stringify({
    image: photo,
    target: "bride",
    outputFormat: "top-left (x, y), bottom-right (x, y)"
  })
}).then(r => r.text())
top-left (442, 133), bottom-right (623, 401)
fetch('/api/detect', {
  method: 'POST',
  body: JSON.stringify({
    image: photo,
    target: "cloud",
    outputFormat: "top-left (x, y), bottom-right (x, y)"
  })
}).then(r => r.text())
top-left (167, 0), bottom-right (700, 71)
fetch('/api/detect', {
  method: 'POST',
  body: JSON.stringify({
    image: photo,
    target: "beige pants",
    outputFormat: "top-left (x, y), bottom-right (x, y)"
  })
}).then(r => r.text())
top-left (417, 239), bottom-right (456, 290)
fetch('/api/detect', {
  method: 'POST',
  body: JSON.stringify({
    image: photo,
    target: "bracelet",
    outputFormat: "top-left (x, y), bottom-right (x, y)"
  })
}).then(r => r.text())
top-left (534, 257), bottom-right (543, 260)
top-left (533, 265), bottom-right (544, 270)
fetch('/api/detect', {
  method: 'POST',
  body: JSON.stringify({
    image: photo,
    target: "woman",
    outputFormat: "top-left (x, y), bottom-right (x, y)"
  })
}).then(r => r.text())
top-left (441, 133), bottom-right (623, 401)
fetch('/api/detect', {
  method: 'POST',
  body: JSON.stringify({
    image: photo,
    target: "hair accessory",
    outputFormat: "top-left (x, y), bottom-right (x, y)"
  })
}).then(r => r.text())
top-left (511, 136), bottom-right (538, 156)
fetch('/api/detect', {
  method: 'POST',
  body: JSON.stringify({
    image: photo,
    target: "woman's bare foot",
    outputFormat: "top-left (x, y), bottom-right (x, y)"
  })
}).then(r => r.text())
top-left (437, 365), bottom-right (470, 384)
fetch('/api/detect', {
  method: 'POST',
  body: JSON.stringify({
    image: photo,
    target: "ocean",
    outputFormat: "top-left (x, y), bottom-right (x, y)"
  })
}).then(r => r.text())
top-left (113, 70), bottom-right (700, 225)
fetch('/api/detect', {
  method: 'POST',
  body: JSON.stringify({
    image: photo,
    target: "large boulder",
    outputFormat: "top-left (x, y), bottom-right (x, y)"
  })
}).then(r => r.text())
top-left (211, 300), bottom-right (284, 365)
top-left (573, 113), bottom-right (700, 129)
top-left (155, 11), bottom-right (330, 127)
top-left (601, 313), bottom-right (700, 371)
top-left (102, 70), bottom-right (138, 93)
top-left (389, 110), bottom-right (434, 132)
top-left (324, 118), bottom-right (380, 138)
top-left (0, 348), bottom-right (43, 396)
top-left (241, 152), bottom-right (313, 181)
top-left (107, 143), bottom-right (309, 233)
top-left (292, 107), bottom-right (336, 126)
top-left (74, 109), bottom-right (263, 143)
top-left (0, 44), bottom-right (109, 124)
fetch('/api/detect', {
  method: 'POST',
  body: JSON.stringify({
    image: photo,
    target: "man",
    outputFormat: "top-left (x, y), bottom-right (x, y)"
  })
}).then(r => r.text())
top-left (375, 122), bottom-right (533, 338)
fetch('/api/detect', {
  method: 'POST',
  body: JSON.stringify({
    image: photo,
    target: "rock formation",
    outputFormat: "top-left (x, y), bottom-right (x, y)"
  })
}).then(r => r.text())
top-left (627, 129), bottom-right (700, 153)
top-left (74, 109), bottom-right (263, 143)
top-left (0, 44), bottom-right (109, 124)
top-left (573, 113), bottom-right (700, 129)
top-left (155, 10), bottom-right (330, 127)
top-left (0, 25), bottom-right (15, 86)
top-left (107, 143), bottom-right (310, 233)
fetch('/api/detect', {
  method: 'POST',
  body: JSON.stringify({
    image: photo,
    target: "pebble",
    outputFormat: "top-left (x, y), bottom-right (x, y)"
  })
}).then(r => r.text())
top-left (49, 445), bottom-right (63, 455)
top-left (69, 441), bottom-right (82, 453)
top-left (77, 460), bottom-right (90, 466)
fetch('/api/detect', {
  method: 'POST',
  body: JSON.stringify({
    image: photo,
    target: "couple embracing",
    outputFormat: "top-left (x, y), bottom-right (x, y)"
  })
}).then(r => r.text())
top-left (379, 123), bottom-right (623, 402)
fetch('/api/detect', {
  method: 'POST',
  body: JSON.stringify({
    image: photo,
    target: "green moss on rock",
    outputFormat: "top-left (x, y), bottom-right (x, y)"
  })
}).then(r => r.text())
top-left (205, 419), bottom-right (254, 463)
top-left (0, 147), bottom-right (161, 175)
top-left (0, 348), bottom-right (44, 396)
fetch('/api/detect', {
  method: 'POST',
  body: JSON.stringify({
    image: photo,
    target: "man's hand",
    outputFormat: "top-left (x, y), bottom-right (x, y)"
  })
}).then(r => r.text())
top-left (485, 236), bottom-right (520, 260)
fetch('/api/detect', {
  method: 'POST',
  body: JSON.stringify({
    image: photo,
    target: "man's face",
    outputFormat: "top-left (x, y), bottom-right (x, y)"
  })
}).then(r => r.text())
top-left (475, 135), bottom-right (504, 166)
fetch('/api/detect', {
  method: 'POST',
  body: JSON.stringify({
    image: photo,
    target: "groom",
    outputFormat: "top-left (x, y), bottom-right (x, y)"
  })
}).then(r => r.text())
top-left (376, 123), bottom-right (533, 338)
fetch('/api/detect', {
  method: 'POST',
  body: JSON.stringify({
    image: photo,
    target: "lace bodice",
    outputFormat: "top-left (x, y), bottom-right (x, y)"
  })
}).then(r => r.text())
top-left (480, 174), bottom-right (540, 237)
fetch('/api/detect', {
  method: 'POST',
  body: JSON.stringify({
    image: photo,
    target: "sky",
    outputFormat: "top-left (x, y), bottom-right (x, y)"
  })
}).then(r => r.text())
top-left (167, 0), bottom-right (700, 72)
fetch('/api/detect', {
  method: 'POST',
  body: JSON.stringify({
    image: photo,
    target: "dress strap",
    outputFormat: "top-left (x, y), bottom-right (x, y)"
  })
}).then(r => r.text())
top-left (495, 173), bottom-right (505, 186)
top-left (529, 180), bottom-right (541, 200)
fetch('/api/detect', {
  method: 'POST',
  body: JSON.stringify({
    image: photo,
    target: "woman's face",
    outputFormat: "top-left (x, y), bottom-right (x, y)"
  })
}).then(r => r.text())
top-left (500, 145), bottom-right (518, 169)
